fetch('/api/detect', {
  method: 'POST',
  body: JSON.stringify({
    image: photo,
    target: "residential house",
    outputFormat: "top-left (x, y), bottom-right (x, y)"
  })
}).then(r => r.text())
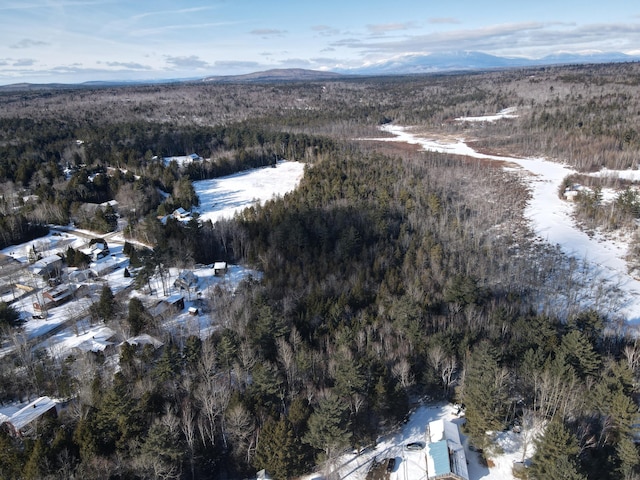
top-left (174, 270), bottom-right (198, 290)
top-left (30, 254), bottom-right (63, 278)
top-left (166, 294), bottom-right (185, 311)
top-left (88, 242), bottom-right (110, 261)
top-left (172, 207), bottom-right (191, 221)
top-left (0, 396), bottom-right (59, 438)
top-left (34, 284), bottom-right (74, 315)
top-left (425, 419), bottom-right (469, 480)
top-left (42, 284), bottom-right (74, 306)
top-left (120, 334), bottom-right (164, 349)
top-left (89, 256), bottom-right (123, 277)
top-left (148, 295), bottom-right (185, 321)
top-left (162, 153), bottom-right (202, 167)
top-left (74, 327), bottom-right (117, 354)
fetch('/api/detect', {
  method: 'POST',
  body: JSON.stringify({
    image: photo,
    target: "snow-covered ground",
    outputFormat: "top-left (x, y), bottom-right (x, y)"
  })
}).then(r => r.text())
top-left (194, 160), bottom-right (305, 223)
top-left (307, 404), bottom-right (531, 480)
top-left (375, 123), bottom-right (640, 325)
top-left (455, 107), bottom-right (519, 122)
top-left (5, 121), bottom-right (639, 478)
top-left (1, 162), bottom-right (301, 359)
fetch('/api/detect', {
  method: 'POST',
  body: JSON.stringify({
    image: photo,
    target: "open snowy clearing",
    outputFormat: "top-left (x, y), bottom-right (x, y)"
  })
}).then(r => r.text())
top-left (455, 107), bottom-right (519, 123)
top-left (193, 160), bottom-right (305, 223)
top-left (374, 123), bottom-right (640, 326)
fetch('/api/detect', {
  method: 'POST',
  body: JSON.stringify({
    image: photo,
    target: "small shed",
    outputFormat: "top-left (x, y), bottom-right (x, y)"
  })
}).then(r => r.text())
top-left (213, 261), bottom-right (228, 276)
top-left (69, 269), bottom-right (93, 283)
top-left (256, 470), bottom-right (272, 480)
top-left (166, 294), bottom-right (185, 311)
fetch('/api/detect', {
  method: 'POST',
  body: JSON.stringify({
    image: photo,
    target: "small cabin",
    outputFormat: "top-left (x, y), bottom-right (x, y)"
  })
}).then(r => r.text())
top-left (166, 294), bottom-right (185, 311)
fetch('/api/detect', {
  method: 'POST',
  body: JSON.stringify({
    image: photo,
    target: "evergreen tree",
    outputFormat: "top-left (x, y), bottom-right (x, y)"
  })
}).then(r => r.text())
top-left (303, 395), bottom-right (352, 462)
top-left (0, 301), bottom-right (21, 330)
top-left (530, 420), bottom-right (585, 480)
top-left (183, 335), bottom-right (202, 367)
top-left (127, 297), bottom-right (148, 336)
top-left (22, 438), bottom-right (47, 480)
top-left (0, 430), bottom-right (23, 479)
top-left (254, 417), bottom-right (304, 480)
top-left (616, 436), bottom-right (640, 480)
top-left (154, 342), bottom-right (182, 383)
top-left (558, 330), bottom-right (600, 379)
top-left (94, 285), bottom-right (115, 322)
top-left (462, 341), bottom-right (508, 449)
top-left (140, 419), bottom-right (185, 479)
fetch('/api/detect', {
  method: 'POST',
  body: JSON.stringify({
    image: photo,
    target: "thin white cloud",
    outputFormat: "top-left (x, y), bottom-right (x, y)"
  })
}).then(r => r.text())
top-left (330, 21), bottom-right (640, 58)
top-left (103, 61), bottom-right (153, 70)
top-left (366, 22), bottom-right (417, 34)
top-left (250, 29), bottom-right (287, 36)
top-left (13, 58), bottom-right (36, 66)
top-left (10, 39), bottom-right (49, 49)
top-left (312, 25), bottom-right (341, 37)
top-left (129, 22), bottom-right (236, 37)
top-left (213, 60), bottom-right (261, 70)
top-left (278, 58), bottom-right (313, 67)
top-left (428, 17), bottom-right (460, 25)
top-left (0, 0), bottom-right (115, 11)
top-left (130, 6), bottom-right (216, 22)
top-left (165, 55), bottom-right (210, 70)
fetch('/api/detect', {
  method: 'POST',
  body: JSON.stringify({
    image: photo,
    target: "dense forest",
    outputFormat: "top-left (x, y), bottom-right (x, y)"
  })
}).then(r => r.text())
top-left (1, 63), bottom-right (640, 479)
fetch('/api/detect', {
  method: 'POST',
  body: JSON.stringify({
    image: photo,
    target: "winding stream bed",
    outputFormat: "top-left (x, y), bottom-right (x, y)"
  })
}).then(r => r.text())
top-left (373, 124), bottom-right (640, 325)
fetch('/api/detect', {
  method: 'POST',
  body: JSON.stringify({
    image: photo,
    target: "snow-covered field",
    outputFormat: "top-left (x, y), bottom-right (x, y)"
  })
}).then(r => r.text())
top-left (194, 160), bottom-right (305, 223)
top-left (376, 123), bottom-right (640, 326)
top-left (455, 107), bottom-right (519, 123)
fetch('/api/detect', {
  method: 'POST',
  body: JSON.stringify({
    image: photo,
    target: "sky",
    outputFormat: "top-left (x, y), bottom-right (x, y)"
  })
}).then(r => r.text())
top-left (1, 0), bottom-right (640, 85)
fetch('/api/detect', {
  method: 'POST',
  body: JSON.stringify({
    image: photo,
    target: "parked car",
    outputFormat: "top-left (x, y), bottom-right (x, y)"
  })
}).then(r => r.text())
top-left (386, 457), bottom-right (396, 472)
top-left (405, 441), bottom-right (425, 451)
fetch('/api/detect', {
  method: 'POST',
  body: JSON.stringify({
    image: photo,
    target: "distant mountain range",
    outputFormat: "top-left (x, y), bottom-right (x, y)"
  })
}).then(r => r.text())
top-left (336, 51), bottom-right (640, 75)
top-left (2, 51), bottom-right (639, 90)
top-left (200, 68), bottom-right (343, 83)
